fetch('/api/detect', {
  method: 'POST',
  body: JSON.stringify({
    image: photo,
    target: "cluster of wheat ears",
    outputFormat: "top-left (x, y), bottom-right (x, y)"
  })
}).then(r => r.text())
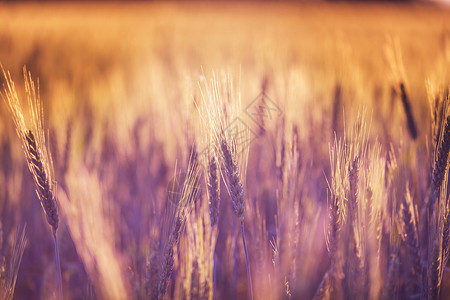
top-left (0, 59), bottom-right (450, 300)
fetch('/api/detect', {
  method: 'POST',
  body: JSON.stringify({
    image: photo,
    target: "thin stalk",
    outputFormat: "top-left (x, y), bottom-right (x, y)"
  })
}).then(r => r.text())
top-left (54, 233), bottom-right (63, 300)
top-left (241, 221), bottom-right (253, 300)
top-left (213, 254), bottom-right (217, 300)
top-left (232, 219), bottom-right (237, 299)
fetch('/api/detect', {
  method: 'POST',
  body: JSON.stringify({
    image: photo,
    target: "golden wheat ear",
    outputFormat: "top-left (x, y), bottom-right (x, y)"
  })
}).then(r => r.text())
top-left (1, 66), bottom-right (59, 234)
top-left (1, 66), bottom-right (63, 300)
top-left (220, 139), bottom-right (245, 221)
top-left (25, 129), bottom-right (59, 233)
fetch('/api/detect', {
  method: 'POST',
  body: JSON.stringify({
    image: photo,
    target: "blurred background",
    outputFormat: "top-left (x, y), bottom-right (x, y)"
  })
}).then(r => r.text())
top-left (1, 1), bottom-right (450, 299)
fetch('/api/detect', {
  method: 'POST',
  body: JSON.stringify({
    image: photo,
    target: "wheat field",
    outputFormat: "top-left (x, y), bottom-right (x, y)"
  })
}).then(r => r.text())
top-left (1, 1), bottom-right (450, 299)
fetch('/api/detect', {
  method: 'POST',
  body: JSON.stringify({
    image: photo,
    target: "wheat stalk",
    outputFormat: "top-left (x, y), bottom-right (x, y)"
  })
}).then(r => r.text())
top-left (400, 187), bottom-right (422, 298)
top-left (220, 138), bottom-right (253, 300)
top-left (382, 252), bottom-right (399, 300)
top-left (343, 156), bottom-right (364, 300)
top-left (207, 154), bottom-right (220, 300)
top-left (208, 155), bottom-right (220, 228)
top-left (313, 270), bottom-right (331, 300)
top-left (157, 157), bottom-right (199, 300)
top-left (24, 130), bottom-right (59, 232)
top-left (157, 217), bottom-right (182, 300)
top-left (0, 226), bottom-right (27, 300)
top-left (221, 140), bottom-right (245, 221)
top-left (428, 239), bottom-right (442, 300)
top-left (432, 115), bottom-right (450, 196)
top-left (146, 242), bottom-right (160, 299)
top-left (399, 82), bottom-right (418, 140)
top-left (1, 67), bottom-right (59, 232)
top-left (442, 206), bottom-right (450, 268)
top-left (1, 66), bottom-right (62, 299)
top-left (319, 193), bottom-right (341, 299)
top-left (331, 83), bottom-right (342, 139)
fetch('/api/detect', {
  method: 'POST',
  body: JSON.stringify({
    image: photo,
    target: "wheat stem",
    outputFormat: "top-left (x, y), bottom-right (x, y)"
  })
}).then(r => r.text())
top-left (54, 233), bottom-right (63, 300)
top-left (241, 221), bottom-right (253, 300)
top-left (207, 155), bottom-right (220, 300)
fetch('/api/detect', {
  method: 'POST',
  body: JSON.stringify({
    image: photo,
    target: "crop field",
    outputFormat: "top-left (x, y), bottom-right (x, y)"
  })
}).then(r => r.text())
top-left (1, 1), bottom-right (450, 299)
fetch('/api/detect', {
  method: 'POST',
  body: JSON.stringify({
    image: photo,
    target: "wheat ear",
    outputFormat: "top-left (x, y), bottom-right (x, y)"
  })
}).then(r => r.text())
top-left (207, 155), bottom-right (220, 300)
top-left (1, 66), bottom-right (62, 299)
top-left (25, 130), bottom-right (59, 232)
top-left (442, 206), bottom-right (450, 267)
top-left (399, 82), bottom-right (418, 139)
top-left (146, 242), bottom-right (160, 299)
top-left (220, 139), bottom-right (253, 300)
top-left (157, 217), bottom-right (182, 300)
top-left (157, 158), bottom-right (199, 300)
top-left (428, 239), bottom-right (442, 300)
top-left (382, 252), bottom-right (399, 300)
top-left (432, 116), bottom-right (450, 195)
top-left (400, 188), bottom-right (422, 298)
top-left (208, 155), bottom-right (220, 227)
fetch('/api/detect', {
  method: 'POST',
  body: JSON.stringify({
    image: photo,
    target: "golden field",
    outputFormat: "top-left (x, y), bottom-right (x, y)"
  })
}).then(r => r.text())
top-left (1, 1), bottom-right (450, 299)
